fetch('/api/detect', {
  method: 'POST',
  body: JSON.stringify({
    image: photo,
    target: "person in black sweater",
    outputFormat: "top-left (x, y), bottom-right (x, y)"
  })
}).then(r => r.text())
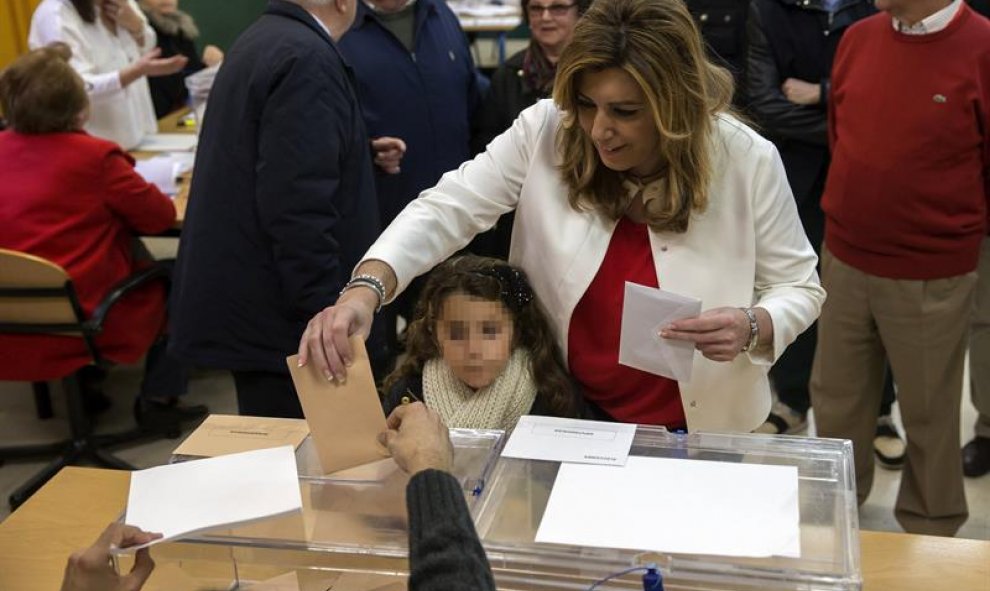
top-left (59, 402), bottom-right (496, 591)
top-left (469, 0), bottom-right (590, 259)
top-left (138, 0), bottom-right (223, 118)
top-left (382, 255), bottom-right (579, 430)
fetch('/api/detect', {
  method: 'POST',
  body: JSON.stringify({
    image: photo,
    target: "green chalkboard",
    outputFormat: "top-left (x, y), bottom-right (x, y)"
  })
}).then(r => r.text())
top-left (180, 0), bottom-right (267, 51)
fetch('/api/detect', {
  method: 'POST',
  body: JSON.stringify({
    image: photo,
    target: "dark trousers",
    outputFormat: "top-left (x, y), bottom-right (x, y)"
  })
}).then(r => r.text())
top-left (140, 338), bottom-right (189, 399)
top-left (79, 338), bottom-right (188, 401)
top-left (231, 370), bottom-right (303, 418)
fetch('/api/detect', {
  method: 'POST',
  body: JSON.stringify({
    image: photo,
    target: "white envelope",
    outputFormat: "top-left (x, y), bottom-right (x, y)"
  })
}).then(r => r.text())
top-left (618, 282), bottom-right (702, 382)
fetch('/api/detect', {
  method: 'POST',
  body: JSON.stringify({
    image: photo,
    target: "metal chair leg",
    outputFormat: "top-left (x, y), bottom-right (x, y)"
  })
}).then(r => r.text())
top-left (8, 442), bottom-right (83, 510)
top-left (32, 382), bottom-right (54, 420)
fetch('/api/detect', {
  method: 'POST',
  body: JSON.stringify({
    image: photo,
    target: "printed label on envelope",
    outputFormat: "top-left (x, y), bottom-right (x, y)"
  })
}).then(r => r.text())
top-left (501, 416), bottom-right (636, 466)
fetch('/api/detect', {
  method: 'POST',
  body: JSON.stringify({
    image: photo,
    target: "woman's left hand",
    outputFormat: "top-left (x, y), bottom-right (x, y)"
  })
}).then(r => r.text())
top-left (660, 307), bottom-right (750, 362)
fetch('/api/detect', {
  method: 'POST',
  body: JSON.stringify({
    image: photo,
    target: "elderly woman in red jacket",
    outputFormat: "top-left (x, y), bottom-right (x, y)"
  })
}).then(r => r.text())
top-left (0, 43), bottom-right (203, 428)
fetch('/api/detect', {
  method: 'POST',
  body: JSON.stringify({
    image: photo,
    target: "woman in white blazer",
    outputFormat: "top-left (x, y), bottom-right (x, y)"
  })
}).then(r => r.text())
top-left (29, 0), bottom-right (187, 149)
top-left (298, 0), bottom-right (825, 433)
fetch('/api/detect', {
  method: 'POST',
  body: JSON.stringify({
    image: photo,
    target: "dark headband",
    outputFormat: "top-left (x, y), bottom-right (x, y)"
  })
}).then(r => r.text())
top-left (475, 265), bottom-right (535, 313)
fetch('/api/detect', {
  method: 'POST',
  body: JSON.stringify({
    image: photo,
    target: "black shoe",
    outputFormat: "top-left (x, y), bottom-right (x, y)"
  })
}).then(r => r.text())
top-left (962, 436), bottom-right (990, 478)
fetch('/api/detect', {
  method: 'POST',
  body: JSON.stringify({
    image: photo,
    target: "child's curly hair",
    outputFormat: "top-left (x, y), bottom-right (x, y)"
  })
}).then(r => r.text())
top-left (385, 255), bottom-right (577, 418)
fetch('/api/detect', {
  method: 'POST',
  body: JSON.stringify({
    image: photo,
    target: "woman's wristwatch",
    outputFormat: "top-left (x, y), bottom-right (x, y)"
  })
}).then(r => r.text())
top-left (740, 307), bottom-right (760, 352)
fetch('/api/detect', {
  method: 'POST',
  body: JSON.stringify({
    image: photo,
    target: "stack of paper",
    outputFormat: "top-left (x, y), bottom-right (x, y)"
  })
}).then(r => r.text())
top-left (135, 133), bottom-right (198, 152)
top-left (535, 456), bottom-right (801, 558)
top-left (122, 445), bottom-right (302, 549)
top-left (134, 152), bottom-right (194, 196)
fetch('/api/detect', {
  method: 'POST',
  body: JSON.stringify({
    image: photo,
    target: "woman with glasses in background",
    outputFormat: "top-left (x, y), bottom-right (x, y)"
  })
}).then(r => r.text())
top-left (469, 0), bottom-right (590, 258)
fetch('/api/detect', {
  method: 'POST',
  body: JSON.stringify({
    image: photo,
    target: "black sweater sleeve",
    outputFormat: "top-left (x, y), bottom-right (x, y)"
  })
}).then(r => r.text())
top-left (406, 470), bottom-right (496, 591)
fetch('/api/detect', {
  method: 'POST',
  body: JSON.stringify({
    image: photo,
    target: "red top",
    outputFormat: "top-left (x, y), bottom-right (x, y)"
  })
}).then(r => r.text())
top-left (823, 5), bottom-right (990, 280)
top-left (568, 216), bottom-right (685, 427)
top-left (0, 131), bottom-right (176, 381)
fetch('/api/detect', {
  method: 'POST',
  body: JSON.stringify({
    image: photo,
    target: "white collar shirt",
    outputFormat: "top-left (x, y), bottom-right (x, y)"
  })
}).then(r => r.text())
top-left (891, 0), bottom-right (963, 34)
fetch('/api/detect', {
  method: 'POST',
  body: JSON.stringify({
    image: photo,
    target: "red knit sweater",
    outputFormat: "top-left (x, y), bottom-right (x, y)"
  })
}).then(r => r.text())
top-left (823, 5), bottom-right (990, 280)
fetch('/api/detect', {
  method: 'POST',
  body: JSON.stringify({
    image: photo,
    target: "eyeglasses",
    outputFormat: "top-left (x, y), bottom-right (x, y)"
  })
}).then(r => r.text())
top-left (527, 2), bottom-right (578, 17)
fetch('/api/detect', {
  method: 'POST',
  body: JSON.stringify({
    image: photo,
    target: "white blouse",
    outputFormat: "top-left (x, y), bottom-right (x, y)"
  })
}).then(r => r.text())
top-left (29, 0), bottom-right (157, 150)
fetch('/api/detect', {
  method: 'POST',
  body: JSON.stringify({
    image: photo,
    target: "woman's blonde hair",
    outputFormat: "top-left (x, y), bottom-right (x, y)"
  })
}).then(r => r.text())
top-left (552, 0), bottom-right (734, 233)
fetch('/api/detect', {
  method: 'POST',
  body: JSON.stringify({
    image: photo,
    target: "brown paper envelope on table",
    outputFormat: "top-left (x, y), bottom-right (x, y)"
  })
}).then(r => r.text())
top-left (286, 336), bottom-right (389, 474)
top-left (172, 414), bottom-right (309, 458)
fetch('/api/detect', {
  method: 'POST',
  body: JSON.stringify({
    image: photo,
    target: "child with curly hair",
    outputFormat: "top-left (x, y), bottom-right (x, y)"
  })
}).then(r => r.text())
top-left (383, 256), bottom-right (578, 430)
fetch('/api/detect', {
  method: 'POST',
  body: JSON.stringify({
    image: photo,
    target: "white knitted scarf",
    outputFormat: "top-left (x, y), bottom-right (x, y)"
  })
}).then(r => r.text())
top-left (422, 349), bottom-right (537, 431)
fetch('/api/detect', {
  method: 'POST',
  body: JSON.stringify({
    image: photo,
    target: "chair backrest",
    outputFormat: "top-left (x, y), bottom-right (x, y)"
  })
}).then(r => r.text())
top-left (0, 248), bottom-right (83, 328)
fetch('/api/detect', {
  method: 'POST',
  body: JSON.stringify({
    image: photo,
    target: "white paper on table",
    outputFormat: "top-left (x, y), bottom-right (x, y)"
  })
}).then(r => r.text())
top-left (618, 282), bottom-right (702, 382)
top-left (134, 156), bottom-right (178, 195)
top-left (500, 416), bottom-right (636, 466)
top-left (120, 445), bottom-right (302, 551)
top-left (536, 456), bottom-right (801, 558)
top-left (134, 133), bottom-right (198, 152)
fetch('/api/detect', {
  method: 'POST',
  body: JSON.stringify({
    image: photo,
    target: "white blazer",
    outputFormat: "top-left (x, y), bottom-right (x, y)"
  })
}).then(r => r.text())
top-left (365, 100), bottom-right (825, 432)
top-left (29, 0), bottom-right (157, 150)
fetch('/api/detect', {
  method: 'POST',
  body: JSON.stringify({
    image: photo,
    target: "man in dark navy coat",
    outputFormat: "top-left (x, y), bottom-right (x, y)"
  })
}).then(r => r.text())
top-left (169, 0), bottom-right (384, 417)
top-left (336, 0), bottom-right (482, 363)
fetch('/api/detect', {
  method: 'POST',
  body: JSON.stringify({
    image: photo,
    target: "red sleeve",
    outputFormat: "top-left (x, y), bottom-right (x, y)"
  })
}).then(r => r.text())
top-left (101, 149), bottom-right (177, 235)
top-left (827, 34), bottom-right (850, 152)
top-left (981, 51), bottom-right (990, 231)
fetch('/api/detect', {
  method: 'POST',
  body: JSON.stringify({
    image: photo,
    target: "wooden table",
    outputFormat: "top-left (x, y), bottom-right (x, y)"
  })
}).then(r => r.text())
top-left (0, 467), bottom-right (987, 591)
top-left (131, 108), bottom-right (195, 230)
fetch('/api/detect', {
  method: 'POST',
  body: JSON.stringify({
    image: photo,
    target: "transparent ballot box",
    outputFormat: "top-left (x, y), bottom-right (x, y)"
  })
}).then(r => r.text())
top-left (475, 427), bottom-right (860, 591)
top-left (119, 428), bottom-right (504, 590)
top-left (122, 426), bottom-right (859, 591)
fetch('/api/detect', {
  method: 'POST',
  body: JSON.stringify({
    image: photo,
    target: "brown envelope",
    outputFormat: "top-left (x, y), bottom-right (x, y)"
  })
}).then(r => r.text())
top-left (286, 337), bottom-right (389, 474)
top-left (172, 414), bottom-right (310, 458)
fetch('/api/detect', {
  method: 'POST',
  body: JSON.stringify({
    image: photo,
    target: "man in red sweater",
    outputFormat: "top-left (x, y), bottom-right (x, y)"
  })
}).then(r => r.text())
top-left (810, 0), bottom-right (990, 536)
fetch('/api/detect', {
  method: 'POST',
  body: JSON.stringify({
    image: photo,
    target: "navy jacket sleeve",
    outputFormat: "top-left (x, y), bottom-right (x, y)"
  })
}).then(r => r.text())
top-left (255, 53), bottom-right (351, 320)
top-left (407, 469), bottom-right (496, 591)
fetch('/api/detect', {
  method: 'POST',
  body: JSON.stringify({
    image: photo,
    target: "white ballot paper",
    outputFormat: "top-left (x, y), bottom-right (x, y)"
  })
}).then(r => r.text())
top-left (135, 133), bottom-right (198, 152)
top-left (501, 416), bottom-right (636, 466)
top-left (122, 445), bottom-right (302, 550)
top-left (618, 282), bottom-right (702, 382)
top-left (536, 456), bottom-right (801, 558)
top-left (134, 155), bottom-right (179, 195)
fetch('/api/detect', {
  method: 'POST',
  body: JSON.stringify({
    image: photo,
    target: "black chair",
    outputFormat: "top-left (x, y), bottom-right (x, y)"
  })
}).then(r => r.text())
top-left (0, 248), bottom-right (172, 509)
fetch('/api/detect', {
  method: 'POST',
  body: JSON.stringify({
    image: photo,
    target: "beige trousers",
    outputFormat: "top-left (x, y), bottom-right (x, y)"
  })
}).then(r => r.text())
top-left (811, 247), bottom-right (976, 536)
top-left (971, 238), bottom-right (990, 439)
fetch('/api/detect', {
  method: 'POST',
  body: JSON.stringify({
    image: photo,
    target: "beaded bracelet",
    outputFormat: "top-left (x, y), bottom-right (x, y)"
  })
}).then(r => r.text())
top-left (340, 274), bottom-right (386, 313)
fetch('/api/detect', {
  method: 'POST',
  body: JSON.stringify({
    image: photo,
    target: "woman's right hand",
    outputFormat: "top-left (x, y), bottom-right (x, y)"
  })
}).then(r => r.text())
top-left (120, 48), bottom-right (187, 87)
top-left (297, 286), bottom-right (378, 383)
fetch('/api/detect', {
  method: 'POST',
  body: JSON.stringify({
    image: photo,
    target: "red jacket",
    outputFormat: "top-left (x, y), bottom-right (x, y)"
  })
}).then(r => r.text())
top-left (0, 131), bottom-right (176, 380)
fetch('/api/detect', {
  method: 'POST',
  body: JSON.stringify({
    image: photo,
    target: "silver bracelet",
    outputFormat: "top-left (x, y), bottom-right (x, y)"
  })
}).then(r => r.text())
top-left (740, 307), bottom-right (759, 353)
top-left (341, 274), bottom-right (385, 313)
